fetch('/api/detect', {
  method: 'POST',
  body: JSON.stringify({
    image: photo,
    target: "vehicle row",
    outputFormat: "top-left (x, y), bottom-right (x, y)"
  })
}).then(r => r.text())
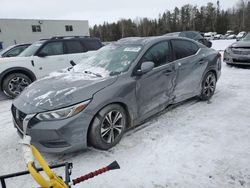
top-left (204, 31), bottom-right (248, 40)
top-left (3, 31), bottom-right (249, 153)
top-left (10, 36), bottom-right (222, 153)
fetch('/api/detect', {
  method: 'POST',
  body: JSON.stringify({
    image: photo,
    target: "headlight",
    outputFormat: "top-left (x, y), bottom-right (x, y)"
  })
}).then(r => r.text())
top-left (225, 47), bottom-right (232, 53)
top-left (36, 100), bottom-right (90, 121)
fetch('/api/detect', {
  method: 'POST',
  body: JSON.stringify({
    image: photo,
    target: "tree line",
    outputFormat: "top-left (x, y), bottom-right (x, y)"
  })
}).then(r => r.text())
top-left (90, 0), bottom-right (250, 41)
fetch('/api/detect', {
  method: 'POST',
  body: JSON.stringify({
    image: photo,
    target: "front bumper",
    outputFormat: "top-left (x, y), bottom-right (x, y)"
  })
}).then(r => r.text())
top-left (12, 105), bottom-right (93, 153)
top-left (224, 51), bottom-right (250, 65)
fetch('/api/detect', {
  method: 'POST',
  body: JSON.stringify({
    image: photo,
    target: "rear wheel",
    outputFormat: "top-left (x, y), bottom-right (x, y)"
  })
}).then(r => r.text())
top-left (200, 72), bottom-right (216, 101)
top-left (88, 104), bottom-right (127, 150)
top-left (2, 73), bottom-right (32, 98)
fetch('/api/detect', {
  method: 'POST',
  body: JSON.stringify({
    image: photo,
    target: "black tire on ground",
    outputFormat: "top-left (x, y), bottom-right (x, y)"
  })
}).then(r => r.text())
top-left (2, 73), bottom-right (32, 98)
top-left (199, 71), bottom-right (217, 101)
top-left (88, 104), bottom-right (127, 150)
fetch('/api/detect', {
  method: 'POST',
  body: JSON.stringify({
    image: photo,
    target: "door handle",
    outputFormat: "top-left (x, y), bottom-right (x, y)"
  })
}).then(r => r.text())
top-left (163, 70), bottom-right (173, 76)
top-left (31, 60), bottom-right (34, 67)
top-left (199, 59), bottom-right (205, 64)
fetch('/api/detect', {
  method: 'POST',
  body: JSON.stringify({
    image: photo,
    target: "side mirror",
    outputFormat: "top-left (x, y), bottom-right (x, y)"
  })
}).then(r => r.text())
top-left (70, 60), bottom-right (76, 66)
top-left (136, 61), bottom-right (154, 75)
top-left (37, 52), bottom-right (47, 57)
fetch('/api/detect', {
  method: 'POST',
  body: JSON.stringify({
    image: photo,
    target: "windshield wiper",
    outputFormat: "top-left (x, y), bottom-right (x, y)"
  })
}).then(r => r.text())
top-left (84, 70), bottom-right (102, 77)
top-left (109, 71), bottom-right (121, 76)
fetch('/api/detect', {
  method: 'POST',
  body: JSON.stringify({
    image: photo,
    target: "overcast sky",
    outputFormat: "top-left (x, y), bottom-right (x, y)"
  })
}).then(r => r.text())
top-left (0, 0), bottom-right (239, 26)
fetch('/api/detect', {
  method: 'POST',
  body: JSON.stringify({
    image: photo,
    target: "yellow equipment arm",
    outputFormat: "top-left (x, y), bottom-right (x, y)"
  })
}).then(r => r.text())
top-left (27, 145), bottom-right (69, 188)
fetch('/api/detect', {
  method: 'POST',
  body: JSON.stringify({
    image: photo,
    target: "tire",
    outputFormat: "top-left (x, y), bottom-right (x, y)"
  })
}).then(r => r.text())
top-left (199, 71), bottom-right (217, 101)
top-left (2, 73), bottom-right (32, 98)
top-left (88, 104), bottom-right (127, 150)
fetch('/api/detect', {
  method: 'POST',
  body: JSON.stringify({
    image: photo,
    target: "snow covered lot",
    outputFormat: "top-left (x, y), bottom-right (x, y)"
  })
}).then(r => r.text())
top-left (1, 39), bottom-right (250, 188)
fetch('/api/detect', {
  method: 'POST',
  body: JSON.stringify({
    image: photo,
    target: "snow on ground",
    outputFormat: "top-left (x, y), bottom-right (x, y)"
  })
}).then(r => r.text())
top-left (0, 40), bottom-right (250, 187)
top-left (211, 39), bottom-right (235, 51)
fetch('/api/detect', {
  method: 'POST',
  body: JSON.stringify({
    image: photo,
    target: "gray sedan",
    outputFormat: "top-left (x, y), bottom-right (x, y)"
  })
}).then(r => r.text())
top-left (224, 32), bottom-right (250, 65)
top-left (12, 36), bottom-right (221, 153)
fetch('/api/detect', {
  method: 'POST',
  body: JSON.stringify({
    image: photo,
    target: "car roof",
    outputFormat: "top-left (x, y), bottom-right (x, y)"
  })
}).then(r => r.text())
top-left (116, 35), bottom-right (198, 47)
top-left (164, 31), bottom-right (203, 40)
top-left (48, 36), bottom-right (101, 42)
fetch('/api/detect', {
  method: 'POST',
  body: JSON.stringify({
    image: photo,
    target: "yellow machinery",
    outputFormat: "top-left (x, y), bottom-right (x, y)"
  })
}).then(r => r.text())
top-left (0, 135), bottom-right (120, 188)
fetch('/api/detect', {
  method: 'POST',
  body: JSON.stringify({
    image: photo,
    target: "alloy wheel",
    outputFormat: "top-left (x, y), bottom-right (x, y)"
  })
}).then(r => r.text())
top-left (101, 110), bottom-right (124, 144)
top-left (8, 76), bottom-right (30, 95)
top-left (203, 73), bottom-right (216, 98)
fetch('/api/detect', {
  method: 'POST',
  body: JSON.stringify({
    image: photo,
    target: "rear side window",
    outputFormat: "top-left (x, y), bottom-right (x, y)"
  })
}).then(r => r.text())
top-left (172, 40), bottom-right (199, 60)
top-left (141, 41), bottom-right (172, 67)
top-left (83, 40), bottom-right (102, 51)
top-left (65, 40), bottom-right (85, 54)
top-left (39, 42), bottom-right (64, 56)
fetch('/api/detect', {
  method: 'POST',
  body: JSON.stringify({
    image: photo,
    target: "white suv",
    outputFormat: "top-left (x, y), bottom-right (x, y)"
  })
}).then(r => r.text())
top-left (0, 36), bottom-right (102, 98)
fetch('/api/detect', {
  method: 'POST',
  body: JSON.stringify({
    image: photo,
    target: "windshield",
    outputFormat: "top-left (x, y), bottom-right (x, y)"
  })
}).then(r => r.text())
top-left (242, 33), bottom-right (250, 41)
top-left (72, 44), bottom-right (142, 77)
top-left (0, 45), bottom-right (15, 56)
top-left (18, 41), bottom-right (44, 57)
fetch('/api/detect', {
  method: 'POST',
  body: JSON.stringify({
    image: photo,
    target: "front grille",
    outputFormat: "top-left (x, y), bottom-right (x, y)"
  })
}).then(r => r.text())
top-left (232, 48), bottom-right (250, 55)
top-left (11, 105), bottom-right (27, 132)
top-left (233, 59), bottom-right (250, 63)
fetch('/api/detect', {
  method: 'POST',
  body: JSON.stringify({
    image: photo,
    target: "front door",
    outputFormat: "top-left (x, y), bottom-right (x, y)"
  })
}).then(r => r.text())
top-left (135, 41), bottom-right (176, 118)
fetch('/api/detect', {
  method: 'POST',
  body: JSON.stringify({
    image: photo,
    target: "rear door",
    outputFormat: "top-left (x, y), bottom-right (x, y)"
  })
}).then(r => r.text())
top-left (135, 41), bottom-right (177, 117)
top-left (64, 40), bottom-right (88, 64)
top-left (82, 39), bottom-right (103, 51)
top-left (171, 39), bottom-right (208, 102)
top-left (32, 41), bottom-right (71, 78)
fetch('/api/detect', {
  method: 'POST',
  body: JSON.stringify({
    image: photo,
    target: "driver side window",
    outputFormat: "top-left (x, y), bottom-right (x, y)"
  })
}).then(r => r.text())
top-left (39, 42), bottom-right (64, 56)
top-left (141, 41), bottom-right (172, 67)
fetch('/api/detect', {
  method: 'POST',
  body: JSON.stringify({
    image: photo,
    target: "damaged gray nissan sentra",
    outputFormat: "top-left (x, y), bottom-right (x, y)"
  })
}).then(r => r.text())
top-left (12, 36), bottom-right (221, 153)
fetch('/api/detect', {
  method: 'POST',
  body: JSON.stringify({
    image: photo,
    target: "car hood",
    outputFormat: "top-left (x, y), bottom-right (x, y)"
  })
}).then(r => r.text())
top-left (231, 41), bottom-right (250, 48)
top-left (14, 71), bottom-right (118, 113)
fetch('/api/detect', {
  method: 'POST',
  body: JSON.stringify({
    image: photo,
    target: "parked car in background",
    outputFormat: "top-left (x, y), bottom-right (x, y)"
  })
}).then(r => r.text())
top-left (227, 34), bottom-right (236, 39)
top-left (164, 31), bottom-right (212, 48)
top-left (0, 43), bottom-right (31, 58)
top-left (236, 31), bottom-right (247, 41)
top-left (214, 34), bottom-right (223, 40)
top-left (0, 36), bottom-right (102, 98)
top-left (204, 32), bottom-right (217, 40)
top-left (225, 30), bottom-right (234, 38)
top-left (224, 32), bottom-right (250, 65)
top-left (12, 36), bottom-right (221, 153)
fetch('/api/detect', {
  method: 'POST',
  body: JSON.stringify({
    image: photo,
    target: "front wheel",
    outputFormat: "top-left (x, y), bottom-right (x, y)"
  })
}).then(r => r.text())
top-left (199, 72), bottom-right (217, 101)
top-left (2, 73), bottom-right (32, 98)
top-left (88, 104), bottom-right (127, 150)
